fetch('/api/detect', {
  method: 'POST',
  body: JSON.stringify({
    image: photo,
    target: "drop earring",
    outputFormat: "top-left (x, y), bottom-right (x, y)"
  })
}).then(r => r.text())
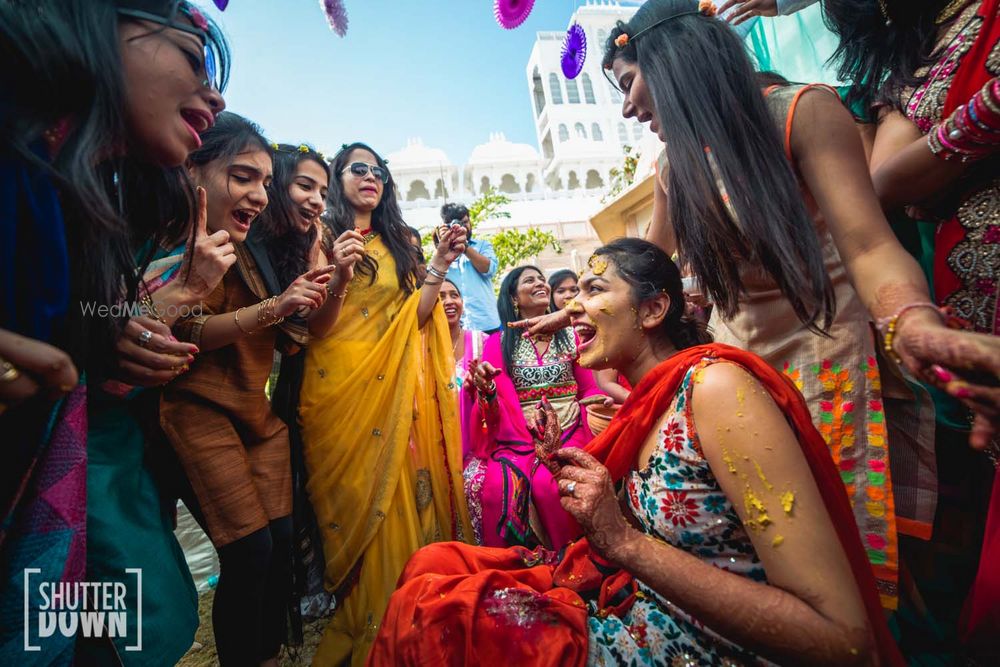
top-left (513, 301), bottom-right (520, 317)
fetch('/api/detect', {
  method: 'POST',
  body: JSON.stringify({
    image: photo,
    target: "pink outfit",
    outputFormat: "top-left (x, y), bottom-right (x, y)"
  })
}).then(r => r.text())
top-left (459, 329), bottom-right (601, 548)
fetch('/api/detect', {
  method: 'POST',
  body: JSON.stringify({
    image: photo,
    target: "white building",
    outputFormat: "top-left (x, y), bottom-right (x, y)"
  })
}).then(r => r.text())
top-left (386, 0), bottom-right (642, 274)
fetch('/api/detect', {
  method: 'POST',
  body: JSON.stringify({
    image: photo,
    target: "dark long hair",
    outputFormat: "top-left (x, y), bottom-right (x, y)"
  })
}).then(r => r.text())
top-left (497, 266), bottom-right (572, 371)
top-left (602, 0), bottom-right (834, 334)
top-left (324, 142), bottom-right (419, 294)
top-left (547, 269), bottom-right (578, 312)
top-left (254, 144), bottom-right (328, 289)
top-left (823, 0), bottom-right (949, 113)
top-left (593, 238), bottom-right (711, 350)
top-left (0, 0), bottom-right (230, 374)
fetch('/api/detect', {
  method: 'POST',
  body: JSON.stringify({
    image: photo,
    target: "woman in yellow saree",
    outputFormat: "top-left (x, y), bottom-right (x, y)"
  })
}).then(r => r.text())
top-left (298, 142), bottom-right (472, 665)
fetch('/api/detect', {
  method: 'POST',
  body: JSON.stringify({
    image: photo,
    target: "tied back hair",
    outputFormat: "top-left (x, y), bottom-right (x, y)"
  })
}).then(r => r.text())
top-left (497, 266), bottom-right (572, 372)
top-left (823, 0), bottom-right (948, 114)
top-left (603, 0), bottom-right (834, 334)
top-left (254, 144), bottom-right (328, 290)
top-left (325, 142), bottom-right (420, 294)
top-left (593, 238), bottom-right (711, 350)
top-left (0, 0), bottom-right (230, 375)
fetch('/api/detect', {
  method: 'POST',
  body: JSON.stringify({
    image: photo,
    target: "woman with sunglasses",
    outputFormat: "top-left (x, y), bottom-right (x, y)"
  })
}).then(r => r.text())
top-left (1, 1), bottom-right (229, 663)
top-left (299, 142), bottom-right (473, 665)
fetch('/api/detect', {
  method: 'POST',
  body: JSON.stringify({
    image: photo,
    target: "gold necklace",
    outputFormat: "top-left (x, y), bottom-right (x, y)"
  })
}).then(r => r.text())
top-left (936, 0), bottom-right (969, 25)
top-left (452, 332), bottom-right (462, 358)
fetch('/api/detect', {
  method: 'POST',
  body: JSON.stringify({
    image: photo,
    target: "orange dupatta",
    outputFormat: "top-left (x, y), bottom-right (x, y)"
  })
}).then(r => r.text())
top-left (370, 344), bottom-right (902, 666)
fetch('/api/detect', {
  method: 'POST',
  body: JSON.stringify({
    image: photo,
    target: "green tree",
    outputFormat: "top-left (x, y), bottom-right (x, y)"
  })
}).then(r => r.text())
top-left (490, 227), bottom-right (562, 286)
top-left (602, 144), bottom-right (638, 203)
top-left (468, 187), bottom-right (512, 230)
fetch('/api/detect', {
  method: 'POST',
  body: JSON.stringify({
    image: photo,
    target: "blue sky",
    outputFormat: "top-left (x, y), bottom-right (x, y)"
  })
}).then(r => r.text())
top-left (201, 1), bottom-right (592, 164)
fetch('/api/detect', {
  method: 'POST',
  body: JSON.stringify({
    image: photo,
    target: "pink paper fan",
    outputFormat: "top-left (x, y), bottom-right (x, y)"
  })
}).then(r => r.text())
top-left (561, 23), bottom-right (587, 79)
top-left (320, 0), bottom-right (349, 37)
top-left (494, 0), bottom-right (535, 30)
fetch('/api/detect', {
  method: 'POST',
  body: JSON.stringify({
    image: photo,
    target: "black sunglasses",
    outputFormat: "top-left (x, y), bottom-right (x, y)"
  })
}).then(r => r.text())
top-left (343, 162), bottom-right (388, 184)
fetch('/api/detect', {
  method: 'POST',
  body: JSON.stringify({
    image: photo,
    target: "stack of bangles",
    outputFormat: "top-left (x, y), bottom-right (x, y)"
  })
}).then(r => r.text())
top-left (876, 301), bottom-right (963, 364)
top-left (424, 263), bottom-right (448, 286)
top-left (234, 295), bottom-right (284, 335)
top-left (927, 78), bottom-right (1000, 163)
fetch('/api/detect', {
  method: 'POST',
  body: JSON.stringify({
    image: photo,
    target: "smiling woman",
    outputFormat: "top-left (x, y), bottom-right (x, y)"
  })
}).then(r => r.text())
top-left (160, 112), bottom-right (336, 666)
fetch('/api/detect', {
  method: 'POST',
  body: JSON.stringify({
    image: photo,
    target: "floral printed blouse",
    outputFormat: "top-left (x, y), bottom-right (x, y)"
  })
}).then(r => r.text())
top-left (588, 358), bottom-right (772, 667)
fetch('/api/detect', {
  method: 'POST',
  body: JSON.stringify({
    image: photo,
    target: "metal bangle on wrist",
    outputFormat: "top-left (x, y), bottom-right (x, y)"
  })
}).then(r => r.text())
top-left (426, 264), bottom-right (448, 280)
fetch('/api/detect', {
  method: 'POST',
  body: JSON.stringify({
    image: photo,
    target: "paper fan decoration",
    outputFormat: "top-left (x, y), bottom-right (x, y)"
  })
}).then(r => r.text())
top-left (561, 23), bottom-right (587, 79)
top-left (320, 0), bottom-right (349, 37)
top-left (212, 0), bottom-right (228, 10)
top-left (494, 0), bottom-right (535, 30)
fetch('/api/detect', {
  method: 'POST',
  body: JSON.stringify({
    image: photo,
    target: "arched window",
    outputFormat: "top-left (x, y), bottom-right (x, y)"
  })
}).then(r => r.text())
top-left (618, 123), bottom-right (628, 144)
top-left (632, 122), bottom-right (644, 142)
top-left (591, 123), bottom-right (603, 141)
top-left (566, 77), bottom-right (581, 104)
top-left (574, 122), bottom-right (587, 139)
top-left (532, 67), bottom-right (546, 116)
top-left (548, 73), bottom-right (563, 104)
top-left (581, 74), bottom-right (596, 104)
top-left (558, 124), bottom-right (570, 142)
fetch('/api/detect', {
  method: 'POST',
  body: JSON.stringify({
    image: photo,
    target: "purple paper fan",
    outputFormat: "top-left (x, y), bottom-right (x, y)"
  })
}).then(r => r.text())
top-left (212, 0), bottom-right (228, 10)
top-left (561, 23), bottom-right (587, 79)
top-left (320, 0), bottom-right (349, 37)
top-left (494, 0), bottom-right (535, 30)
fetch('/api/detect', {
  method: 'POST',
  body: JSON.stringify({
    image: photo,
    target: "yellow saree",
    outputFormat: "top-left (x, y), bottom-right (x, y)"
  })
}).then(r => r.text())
top-left (299, 235), bottom-right (471, 665)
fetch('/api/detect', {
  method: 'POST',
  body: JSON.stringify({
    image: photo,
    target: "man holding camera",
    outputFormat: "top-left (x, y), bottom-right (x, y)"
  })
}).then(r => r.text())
top-left (437, 202), bottom-right (501, 333)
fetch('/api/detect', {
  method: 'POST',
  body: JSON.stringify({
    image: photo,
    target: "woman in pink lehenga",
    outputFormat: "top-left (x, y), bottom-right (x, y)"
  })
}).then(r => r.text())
top-left (462, 266), bottom-right (606, 549)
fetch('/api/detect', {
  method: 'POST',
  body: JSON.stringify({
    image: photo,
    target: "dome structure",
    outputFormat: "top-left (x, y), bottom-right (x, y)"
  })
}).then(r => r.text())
top-left (386, 137), bottom-right (452, 170)
top-left (467, 132), bottom-right (540, 166)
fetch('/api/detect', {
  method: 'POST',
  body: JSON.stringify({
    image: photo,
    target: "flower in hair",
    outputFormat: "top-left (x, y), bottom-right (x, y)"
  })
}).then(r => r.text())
top-left (299, 145), bottom-right (310, 153)
top-left (320, 0), bottom-right (349, 37)
top-left (270, 143), bottom-right (279, 150)
top-left (698, 0), bottom-right (718, 16)
top-left (614, 33), bottom-right (629, 48)
top-left (185, 5), bottom-right (209, 30)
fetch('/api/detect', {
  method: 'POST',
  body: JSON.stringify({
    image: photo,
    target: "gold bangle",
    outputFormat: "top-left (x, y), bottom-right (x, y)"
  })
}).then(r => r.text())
top-left (234, 306), bottom-right (256, 334)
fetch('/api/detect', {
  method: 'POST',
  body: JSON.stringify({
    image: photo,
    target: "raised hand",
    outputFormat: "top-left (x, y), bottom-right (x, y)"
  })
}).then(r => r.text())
top-left (115, 316), bottom-right (197, 386)
top-left (432, 225), bottom-right (467, 267)
top-left (719, 0), bottom-right (779, 25)
top-left (179, 186), bottom-right (236, 301)
top-left (275, 265), bottom-right (335, 318)
top-left (531, 397), bottom-right (563, 474)
top-left (507, 309), bottom-right (571, 337)
top-left (328, 229), bottom-right (366, 285)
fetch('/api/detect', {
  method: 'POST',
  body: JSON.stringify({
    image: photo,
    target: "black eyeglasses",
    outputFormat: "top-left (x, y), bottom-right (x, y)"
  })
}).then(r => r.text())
top-left (117, 8), bottom-right (218, 89)
top-left (342, 162), bottom-right (388, 184)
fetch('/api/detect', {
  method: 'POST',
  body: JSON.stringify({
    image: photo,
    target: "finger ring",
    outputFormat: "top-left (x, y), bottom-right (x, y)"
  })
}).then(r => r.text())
top-left (0, 358), bottom-right (20, 383)
top-left (137, 330), bottom-right (153, 348)
top-left (566, 481), bottom-right (577, 495)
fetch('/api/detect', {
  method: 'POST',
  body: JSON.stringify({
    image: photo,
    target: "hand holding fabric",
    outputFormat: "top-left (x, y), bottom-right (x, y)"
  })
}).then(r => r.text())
top-left (552, 447), bottom-right (639, 563)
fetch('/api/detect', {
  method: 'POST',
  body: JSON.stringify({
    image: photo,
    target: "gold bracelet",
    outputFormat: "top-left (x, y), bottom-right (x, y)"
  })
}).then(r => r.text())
top-left (330, 290), bottom-right (347, 299)
top-left (234, 306), bottom-right (256, 334)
